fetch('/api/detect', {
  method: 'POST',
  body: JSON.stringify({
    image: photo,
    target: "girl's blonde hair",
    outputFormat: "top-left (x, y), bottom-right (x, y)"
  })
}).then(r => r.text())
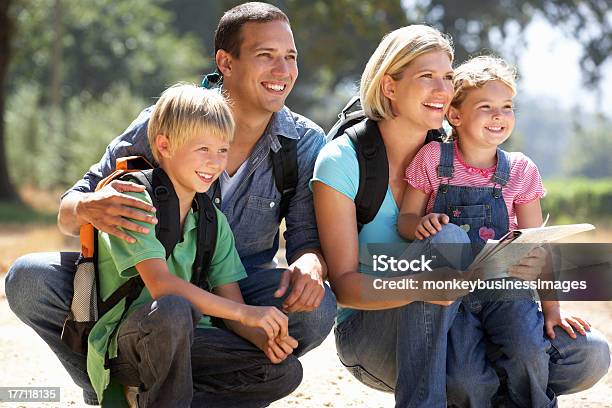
top-left (148, 83), bottom-right (234, 162)
top-left (451, 55), bottom-right (517, 108)
top-left (360, 25), bottom-right (454, 121)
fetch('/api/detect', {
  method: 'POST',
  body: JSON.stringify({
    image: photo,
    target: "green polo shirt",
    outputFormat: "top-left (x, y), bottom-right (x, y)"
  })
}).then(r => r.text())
top-left (86, 190), bottom-right (246, 405)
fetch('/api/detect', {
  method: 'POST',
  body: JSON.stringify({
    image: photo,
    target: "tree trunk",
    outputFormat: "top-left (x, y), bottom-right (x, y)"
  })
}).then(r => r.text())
top-left (0, 0), bottom-right (20, 203)
top-left (50, 0), bottom-right (63, 110)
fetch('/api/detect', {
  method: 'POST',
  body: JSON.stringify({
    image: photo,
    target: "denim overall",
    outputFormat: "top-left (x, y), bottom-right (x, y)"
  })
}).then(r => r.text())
top-left (433, 143), bottom-right (555, 408)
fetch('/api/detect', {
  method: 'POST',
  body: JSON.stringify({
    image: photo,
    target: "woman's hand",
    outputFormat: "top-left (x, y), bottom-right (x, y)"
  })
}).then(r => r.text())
top-left (508, 246), bottom-right (549, 281)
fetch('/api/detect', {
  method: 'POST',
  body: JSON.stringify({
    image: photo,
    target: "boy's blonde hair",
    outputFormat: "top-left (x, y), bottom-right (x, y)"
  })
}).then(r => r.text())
top-left (148, 83), bottom-right (234, 163)
top-left (360, 25), bottom-right (454, 121)
top-left (451, 55), bottom-right (517, 109)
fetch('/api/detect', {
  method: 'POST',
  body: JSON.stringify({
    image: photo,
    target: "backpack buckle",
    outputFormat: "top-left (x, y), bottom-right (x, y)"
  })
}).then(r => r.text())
top-left (363, 145), bottom-right (378, 159)
top-left (154, 185), bottom-right (170, 201)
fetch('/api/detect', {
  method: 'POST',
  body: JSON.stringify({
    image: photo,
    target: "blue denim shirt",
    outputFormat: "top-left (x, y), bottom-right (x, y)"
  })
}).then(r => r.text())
top-left (64, 106), bottom-right (325, 271)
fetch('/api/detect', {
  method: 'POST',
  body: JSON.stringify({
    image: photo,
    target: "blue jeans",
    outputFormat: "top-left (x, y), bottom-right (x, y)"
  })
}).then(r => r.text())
top-left (447, 308), bottom-right (610, 407)
top-left (110, 295), bottom-right (302, 408)
top-left (336, 302), bottom-right (460, 407)
top-left (5, 252), bottom-right (336, 405)
top-left (335, 224), bottom-right (468, 407)
top-left (447, 289), bottom-right (554, 408)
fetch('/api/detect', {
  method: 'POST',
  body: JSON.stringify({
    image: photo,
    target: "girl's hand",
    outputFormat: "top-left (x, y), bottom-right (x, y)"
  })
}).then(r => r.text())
top-left (415, 213), bottom-right (450, 240)
top-left (541, 301), bottom-right (591, 339)
top-left (238, 305), bottom-right (288, 341)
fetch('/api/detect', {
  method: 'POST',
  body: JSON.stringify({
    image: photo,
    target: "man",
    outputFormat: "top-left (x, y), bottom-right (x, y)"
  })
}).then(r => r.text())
top-left (6, 2), bottom-right (335, 405)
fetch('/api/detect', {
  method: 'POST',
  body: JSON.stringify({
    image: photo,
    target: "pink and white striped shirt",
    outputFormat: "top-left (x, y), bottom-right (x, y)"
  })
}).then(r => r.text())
top-left (404, 141), bottom-right (546, 230)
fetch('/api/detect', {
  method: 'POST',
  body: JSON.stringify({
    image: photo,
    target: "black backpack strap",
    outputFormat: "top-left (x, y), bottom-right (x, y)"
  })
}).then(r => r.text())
top-left (426, 127), bottom-right (447, 144)
top-left (271, 136), bottom-right (298, 221)
top-left (191, 193), bottom-right (218, 291)
top-left (102, 168), bottom-right (182, 318)
top-left (346, 119), bottom-right (389, 232)
top-left (127, 169), bottom-right (181, 258)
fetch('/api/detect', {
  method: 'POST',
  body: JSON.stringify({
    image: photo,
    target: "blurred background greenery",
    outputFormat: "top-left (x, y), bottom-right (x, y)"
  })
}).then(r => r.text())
top-left (0, 0), bottom-right (610, 227)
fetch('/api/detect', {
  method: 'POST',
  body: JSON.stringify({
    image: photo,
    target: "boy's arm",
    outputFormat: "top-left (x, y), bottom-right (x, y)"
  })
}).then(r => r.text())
top-left (134, 259), bottom-right (287, 341)
top-left (214, 283), bottom-right (297, 364)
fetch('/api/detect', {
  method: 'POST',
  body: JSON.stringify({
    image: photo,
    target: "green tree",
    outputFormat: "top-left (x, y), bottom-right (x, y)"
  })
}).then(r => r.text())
top-left (8, 0), bottom-right (208, 103)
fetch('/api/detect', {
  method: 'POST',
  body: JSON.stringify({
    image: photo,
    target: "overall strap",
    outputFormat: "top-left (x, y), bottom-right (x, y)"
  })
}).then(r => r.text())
top-left (271, 136), bottom-right (298, 222)
top-left (346, 119), bottom-right (389, 232)
top-left (491, 148), bottom-right (511, 186)
top-left (437, 142), bottom-right (454, 193)
top-left (437, 142), bottom-right (455, 178)
top-left (490, 148), bottom-right (511, 198)
top-left (191, 193), bottom-right (218, 291)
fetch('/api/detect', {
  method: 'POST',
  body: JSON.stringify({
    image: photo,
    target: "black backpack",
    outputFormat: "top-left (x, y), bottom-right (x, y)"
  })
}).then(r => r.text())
top-left (326, 96), bottom-right (447, 231)
top-left (61, 157), bottom-right (217, 360)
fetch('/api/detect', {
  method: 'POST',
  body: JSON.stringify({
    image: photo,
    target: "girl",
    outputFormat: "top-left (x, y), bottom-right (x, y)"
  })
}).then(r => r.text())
top-left (398, 56), bottom-right (590, 407)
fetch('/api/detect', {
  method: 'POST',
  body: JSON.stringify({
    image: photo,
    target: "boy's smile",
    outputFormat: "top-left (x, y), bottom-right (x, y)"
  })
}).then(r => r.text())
top-left (157, 132), bottom-right (230, 204)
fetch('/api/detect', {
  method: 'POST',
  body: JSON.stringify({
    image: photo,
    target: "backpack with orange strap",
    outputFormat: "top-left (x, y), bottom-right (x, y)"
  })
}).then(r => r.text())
top-left (61, 156), bottom-right (217, 356)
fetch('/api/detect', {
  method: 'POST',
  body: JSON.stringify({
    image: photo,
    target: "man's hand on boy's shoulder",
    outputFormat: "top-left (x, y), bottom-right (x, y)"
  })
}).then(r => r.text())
top-left (75, 180), bottom-right (158, 243)
top-left (275, 250), bottom-right (326, 313)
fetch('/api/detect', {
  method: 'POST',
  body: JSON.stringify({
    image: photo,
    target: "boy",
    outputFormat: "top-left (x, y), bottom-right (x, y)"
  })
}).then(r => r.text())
top-left (88, 83), bottom-right (301, 407)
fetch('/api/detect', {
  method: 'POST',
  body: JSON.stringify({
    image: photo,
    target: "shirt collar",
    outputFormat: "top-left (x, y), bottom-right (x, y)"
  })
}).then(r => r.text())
top-left (266, 107), bottom-right (299, 153)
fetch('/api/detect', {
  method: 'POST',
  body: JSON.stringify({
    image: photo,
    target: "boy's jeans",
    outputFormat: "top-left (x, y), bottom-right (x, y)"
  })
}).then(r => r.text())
top-left (5, 252), bottom-right (336, 404)
top-left (447, 288), bottom-right (555, 408)
top-left (110, 295), bottom-right (302, 408)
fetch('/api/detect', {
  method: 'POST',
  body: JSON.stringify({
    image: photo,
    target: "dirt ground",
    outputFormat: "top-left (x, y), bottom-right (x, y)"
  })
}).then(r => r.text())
top-left (0, 226), bottom-right (611, 407)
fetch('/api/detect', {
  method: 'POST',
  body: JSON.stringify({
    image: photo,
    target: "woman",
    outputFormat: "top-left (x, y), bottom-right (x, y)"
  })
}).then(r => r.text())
top-left (312, 25), bottom-right (466, 407)
top-left (311, 25), bottom-right (609, 407)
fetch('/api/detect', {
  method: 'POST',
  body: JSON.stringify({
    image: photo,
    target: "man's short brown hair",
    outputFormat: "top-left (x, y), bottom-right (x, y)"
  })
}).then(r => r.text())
top-left (214, 2), bottom-right (289, 59)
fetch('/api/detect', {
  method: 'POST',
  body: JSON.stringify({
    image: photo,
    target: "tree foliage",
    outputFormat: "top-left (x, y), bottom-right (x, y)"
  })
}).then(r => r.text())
top-left (0, 0), bottom-right (610, 199)
top-left (8, 0), bottom-right (207, 103)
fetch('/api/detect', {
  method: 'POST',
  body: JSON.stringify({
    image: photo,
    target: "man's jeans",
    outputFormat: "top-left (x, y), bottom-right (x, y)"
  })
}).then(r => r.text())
top-left (110, 295), bottom-right (302, 408)
top-left (5, 252), bottom-right (336, 405)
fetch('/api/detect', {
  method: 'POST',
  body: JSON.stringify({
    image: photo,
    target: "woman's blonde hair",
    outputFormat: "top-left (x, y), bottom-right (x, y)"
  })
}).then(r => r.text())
top-left (451, 55), bottom-right (517, 108)
top-left (360, 25), bottom-right (454, 121)
top-left (148, 83), bottom-right (235, 162)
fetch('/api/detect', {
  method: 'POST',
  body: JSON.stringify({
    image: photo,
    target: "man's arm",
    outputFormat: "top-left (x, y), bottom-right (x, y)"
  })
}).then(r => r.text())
top-left (58, 185), bottom-right (156, 239)
top-left (277, 126), bottom-right (328, 312)
top-left (57, 107), bottom-right (158, 239)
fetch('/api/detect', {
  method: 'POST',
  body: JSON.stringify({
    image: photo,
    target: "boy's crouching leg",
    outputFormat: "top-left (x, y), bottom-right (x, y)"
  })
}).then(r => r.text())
top-left (111, 295), bottom-right (201, 408)
top-left (258, 354), bottom-right (303, 404)
top-left (190, 327), bottom-right (303, 408)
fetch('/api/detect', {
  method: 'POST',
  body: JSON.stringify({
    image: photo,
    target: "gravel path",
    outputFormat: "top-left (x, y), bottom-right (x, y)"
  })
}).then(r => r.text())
top-left (1, 271), bottom-right (610, 407)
